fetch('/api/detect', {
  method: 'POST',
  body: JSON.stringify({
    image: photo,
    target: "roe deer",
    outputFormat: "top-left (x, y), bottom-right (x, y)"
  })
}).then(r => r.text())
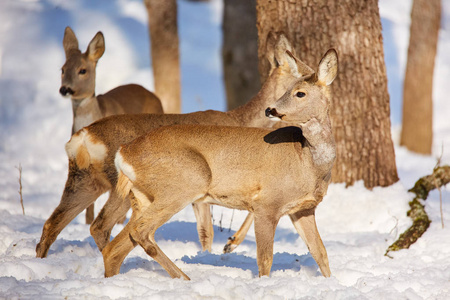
top-left (35, 32), bottom-right (310, 259)
top-left (106, 49), bottom-right (338, 280)
top-left (60, 26), bottom-right (164, 224)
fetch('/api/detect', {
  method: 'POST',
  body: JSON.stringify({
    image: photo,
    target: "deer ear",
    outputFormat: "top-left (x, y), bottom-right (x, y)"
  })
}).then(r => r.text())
top-left (273, 34), bottom-right (315, 78)
top-left (284, 50), bottom-right (301, 78)
top-left (86, 31), bottom-right (105, 62)
top-left (273, 33), bottom-right (294, 68)
top-left (63, 26), bottom-right (79, 57)
top-left (317, 49), bottom-right (338, 86)
top-left (265, 31), bottom-right (278, 70)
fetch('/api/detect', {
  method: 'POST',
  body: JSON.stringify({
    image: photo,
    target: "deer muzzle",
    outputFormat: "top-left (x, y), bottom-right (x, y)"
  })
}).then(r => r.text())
top-left (60, 86), bottom-right (74, 97)
top-left (265, 107), bottom-right (285, 120)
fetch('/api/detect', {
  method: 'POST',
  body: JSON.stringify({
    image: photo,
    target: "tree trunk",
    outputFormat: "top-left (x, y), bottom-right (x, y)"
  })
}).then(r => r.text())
top-left (144, 0), bottom-right (181, 113)
top-left (222, 0), bottom-right (260, 110)
top-left (256, 0), bottom-right (398, 188)
top-left (400, 0), bottom-right (441, 154)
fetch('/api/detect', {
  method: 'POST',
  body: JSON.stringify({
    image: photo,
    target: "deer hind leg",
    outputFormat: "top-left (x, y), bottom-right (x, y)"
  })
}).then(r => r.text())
top-left (102, 219), bottom-right (138, 277)
top-left (223, 212), bottom-right (254, 253)
top-left (129, 196), bottom-right (193, 280)
top-left (91, 190), bottom-right (131, 252)
top-left (36, 164), bottom-right (107, 258)
top-left (192, 202), bottom-right (213, 252)
top-left (289, 209), bottom-right (331, 277)
top-left (254, 212), bottom-right (279, 277)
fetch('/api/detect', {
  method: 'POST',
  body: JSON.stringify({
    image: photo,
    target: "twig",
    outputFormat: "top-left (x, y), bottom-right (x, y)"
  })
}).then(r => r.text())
top-left (16, 164), bottom-right (25, 215)
top-left (228, 209), bottom-right (235, 232)
top-left (433, 175), bottom-right (444, 229)
top-left (388, 216), bottom-right (399, 237)
top-left (434, 144), bottom-right (445, 229)
top-left (218, 211), bottom-right (224, 232)
top-left (434, 144), bottom-right (443, 170)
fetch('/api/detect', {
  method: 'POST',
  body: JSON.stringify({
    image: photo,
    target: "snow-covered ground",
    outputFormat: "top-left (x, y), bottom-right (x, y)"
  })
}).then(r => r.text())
top-left (0, 0), bottom-right (449, 298)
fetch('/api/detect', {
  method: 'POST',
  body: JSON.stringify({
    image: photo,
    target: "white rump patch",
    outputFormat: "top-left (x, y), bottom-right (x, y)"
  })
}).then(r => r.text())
top-left (115, 150), bottom-right (136, 182)
top-left (65, 129), bottom-right (108, 163)
top-left (65, 130), bottom-right (85, 159)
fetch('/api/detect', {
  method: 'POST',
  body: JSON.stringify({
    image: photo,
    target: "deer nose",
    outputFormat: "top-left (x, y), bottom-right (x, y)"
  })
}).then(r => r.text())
top-left (265, 107), bottom-right (274, 117)
top-left (59, 86), bottom-right (74, 96)
top-left (265, 107), bottom-right (285, 119)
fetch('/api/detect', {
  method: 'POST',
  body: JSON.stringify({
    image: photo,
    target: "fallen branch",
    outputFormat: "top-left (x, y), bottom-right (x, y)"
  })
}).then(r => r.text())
top-left (385, 165), bottom-right (450, 257)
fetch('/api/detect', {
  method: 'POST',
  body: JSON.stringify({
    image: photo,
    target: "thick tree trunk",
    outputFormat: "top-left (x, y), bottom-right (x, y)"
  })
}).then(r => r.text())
top-left (222, 0), bottom-right (260, 110)
top-left (144, 0), bottom-right (181, 113)
top-left (256, 0), bottom-right (398, 188)
top-left (400, 0), bottom-right (441, 154)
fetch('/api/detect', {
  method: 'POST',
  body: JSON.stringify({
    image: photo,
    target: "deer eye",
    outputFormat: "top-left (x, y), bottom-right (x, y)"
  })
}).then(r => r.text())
top-left (79, 69), bottom-right (87, 75)
top-left (61, 69), bottom-right (64, 75)
top-left (296, 91), bottom-right (306, 98)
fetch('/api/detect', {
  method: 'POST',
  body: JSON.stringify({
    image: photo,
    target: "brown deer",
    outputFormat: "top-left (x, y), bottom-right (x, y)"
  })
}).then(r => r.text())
top-left (35, 32), bottom-right (311, 259)
top-left (60, 26), bottom-right (164, 223)
top-left (106, 49), bottom-right (338, 280)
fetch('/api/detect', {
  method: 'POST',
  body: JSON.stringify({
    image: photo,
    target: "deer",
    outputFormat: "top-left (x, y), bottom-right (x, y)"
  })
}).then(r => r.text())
top-left (106, 49), bottom-right (338, 280)
top-left (35, 32), bottom-right (313, 259)
top-left (60, 26), bottom-right (164, 224)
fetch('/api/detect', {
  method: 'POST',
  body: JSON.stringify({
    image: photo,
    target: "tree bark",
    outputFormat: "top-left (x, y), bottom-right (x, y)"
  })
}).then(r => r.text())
top-left (256, 0), bottom-right (399, 188)
top-left (144, 0), bottom-right (181, 113)
top-left (400, 0), bottom-right (441, 154)
top-left (222, 0), bottom-right (261, 110)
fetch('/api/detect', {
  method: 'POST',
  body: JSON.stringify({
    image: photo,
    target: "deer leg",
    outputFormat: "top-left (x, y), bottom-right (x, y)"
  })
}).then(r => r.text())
top-left (254, 212), bottom-right (279, 277)
top-left (191, 202), bottom-right (213, 252)
top-left (129, 200), bottom-right (191, 280)
top-left (289, 209), bottom-right (331, 277)
top-left (91, 190), bottom-right (131, 252)
top-left (85, 204), bottom-right (95, 224)
top-left (36, 165), bottom-right (107, 258)
top-left (102, 220), bottom-right (138, 277)
top-left (223, 212), bottom-right (254, 253)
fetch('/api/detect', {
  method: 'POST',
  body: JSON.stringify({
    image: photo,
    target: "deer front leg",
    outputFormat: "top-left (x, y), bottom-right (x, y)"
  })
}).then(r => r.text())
top-left (289, 208), bottom-right (331, 277)
top-left (223, 212), bottom-right (254, 253)
top-left (254, 212), bottom-right (279, 277)
top-left (192, 202), bottom-right (213, 252)
top-left (91, 190), bottom-right (131, 252)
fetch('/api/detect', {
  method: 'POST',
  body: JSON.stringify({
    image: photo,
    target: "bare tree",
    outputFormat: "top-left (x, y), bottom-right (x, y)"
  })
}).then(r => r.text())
top-left (256, 0), bottom-right (398, 188)
top-left (144, 0), bottom-right (181, 113)
top-left (222, 0), bottom-right (260, 110)
top-left (400, 0), bottom-right (441, 154)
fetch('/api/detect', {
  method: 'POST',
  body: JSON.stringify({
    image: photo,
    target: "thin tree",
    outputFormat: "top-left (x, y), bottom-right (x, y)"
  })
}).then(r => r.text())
top-left (256, 0), bottom-right (398, 188)
top-left (222, 0), bottom-right (260, 110)
top-left (144, 0), bottom-right (181, 113)
top-left (400, 0), bottom-right (441, 154)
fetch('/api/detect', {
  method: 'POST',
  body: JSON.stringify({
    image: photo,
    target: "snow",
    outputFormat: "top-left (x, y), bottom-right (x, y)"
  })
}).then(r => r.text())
top-left (1, 0), bottom-right (450, 299)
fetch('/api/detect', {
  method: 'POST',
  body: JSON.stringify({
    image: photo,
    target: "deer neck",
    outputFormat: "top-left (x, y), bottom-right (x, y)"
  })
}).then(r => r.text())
top-left (71, 94), bottom-right (101, 133)
top-left (300, 114), bottom-right (336, 173)
top-left (228, 71), bottom-right (284, 127)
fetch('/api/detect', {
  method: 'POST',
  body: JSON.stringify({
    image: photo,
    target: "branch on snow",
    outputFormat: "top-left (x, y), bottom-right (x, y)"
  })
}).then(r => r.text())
top-left (385, 165), bottom-right (450, 257)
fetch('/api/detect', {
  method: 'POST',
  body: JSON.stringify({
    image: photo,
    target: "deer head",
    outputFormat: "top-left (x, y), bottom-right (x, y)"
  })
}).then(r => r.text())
top-left (60, 26), bottom-right (105, 100)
